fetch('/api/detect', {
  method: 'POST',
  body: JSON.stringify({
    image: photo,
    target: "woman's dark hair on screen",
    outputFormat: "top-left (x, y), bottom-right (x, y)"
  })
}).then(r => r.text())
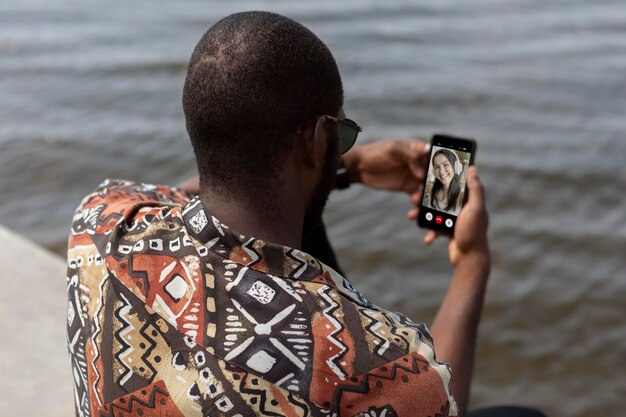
top-left (430, 149), bottom-right (461, 212)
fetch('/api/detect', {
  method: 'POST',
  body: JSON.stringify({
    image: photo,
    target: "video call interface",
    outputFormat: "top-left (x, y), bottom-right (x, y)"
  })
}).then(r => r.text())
top-left (421, 142), bottom-right (472, 230)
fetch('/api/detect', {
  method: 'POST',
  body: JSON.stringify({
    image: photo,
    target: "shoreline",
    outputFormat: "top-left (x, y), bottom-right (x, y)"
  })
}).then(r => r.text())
top-left (0, 224), bottom-right (73, 417)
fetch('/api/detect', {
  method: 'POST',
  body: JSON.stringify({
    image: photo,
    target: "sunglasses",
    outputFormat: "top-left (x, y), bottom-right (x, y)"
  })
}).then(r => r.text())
top-left (297, 115), bottom-right (362, 154)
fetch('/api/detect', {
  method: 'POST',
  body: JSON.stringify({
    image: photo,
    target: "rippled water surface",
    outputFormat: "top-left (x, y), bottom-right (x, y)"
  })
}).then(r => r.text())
top-left (1, 1), bottom-right (625, 415)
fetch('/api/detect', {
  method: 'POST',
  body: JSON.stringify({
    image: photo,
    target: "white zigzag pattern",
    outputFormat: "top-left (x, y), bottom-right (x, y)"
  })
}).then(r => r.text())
top-left (116, 292), bottom-right (136, 387)
top-left (318, 286), bottom-right (347, 380)
top-left (90, 274), bottom-right (109, 406)
top-left (242, 238), bottom-right (261, 265)
top-left (361, 309), bottom-right (390, 356)
top-left (289, 249), bottom-right (308, 278)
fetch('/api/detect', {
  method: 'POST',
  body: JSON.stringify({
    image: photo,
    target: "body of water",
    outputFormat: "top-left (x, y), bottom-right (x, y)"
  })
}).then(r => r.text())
top-left (1, 1), bottom-right (625, 416)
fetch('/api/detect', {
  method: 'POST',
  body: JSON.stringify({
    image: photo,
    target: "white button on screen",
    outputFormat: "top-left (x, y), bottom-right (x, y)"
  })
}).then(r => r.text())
top-left (445, 219), bottom-right (453, 228)
top-left (425, 212), bottom-right (433, 221)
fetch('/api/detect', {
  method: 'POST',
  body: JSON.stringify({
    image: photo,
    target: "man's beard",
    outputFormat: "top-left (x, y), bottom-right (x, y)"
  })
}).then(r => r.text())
top-left (301, 138), bottom-right (340, 240)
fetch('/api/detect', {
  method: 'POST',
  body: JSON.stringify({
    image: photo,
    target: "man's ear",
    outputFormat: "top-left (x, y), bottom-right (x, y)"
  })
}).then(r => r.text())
top-left (298, 117), bottom-right (327, 169)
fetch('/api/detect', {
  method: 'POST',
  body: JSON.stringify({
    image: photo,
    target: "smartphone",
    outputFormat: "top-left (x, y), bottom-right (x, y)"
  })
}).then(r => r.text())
top-left (417, 134), bottom-right (477, 235)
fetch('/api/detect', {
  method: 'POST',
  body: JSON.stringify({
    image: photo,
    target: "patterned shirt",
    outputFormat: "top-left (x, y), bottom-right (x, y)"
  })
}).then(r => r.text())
top-left (67, 179), bottom-right (457, 417)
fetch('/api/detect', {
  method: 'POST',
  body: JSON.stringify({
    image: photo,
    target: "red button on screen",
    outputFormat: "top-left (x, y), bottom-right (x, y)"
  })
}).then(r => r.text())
top-left (435, 216), bottom-right (443, 224)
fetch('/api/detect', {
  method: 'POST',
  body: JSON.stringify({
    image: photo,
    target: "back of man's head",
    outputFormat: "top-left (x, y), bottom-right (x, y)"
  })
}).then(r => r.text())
top-left (183, 11), bottom-right (343, 199)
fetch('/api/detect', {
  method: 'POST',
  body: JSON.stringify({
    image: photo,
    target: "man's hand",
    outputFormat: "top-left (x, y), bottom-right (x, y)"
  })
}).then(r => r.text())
top-left (411, 166), bottom-right (489, 265)
top-left (406, 165), bottom-right (488, 265)
top-left (447, 166), bottom-right (489, 265)
top-left (428, 166), bottom-right (490, 417)
top-left (180, 139), bottom-right (431, 206)
top-left (343, 139), bottom-right (430, 216)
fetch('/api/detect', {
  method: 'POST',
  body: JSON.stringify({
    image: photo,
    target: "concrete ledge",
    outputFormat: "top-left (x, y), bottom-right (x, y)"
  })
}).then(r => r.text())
top-left (0, 225), bottom-right (73, 417)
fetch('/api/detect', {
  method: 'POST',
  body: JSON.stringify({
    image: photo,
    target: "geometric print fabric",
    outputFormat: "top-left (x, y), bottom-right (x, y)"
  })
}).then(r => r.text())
top-left (67, 179), bottom-right (457, 416)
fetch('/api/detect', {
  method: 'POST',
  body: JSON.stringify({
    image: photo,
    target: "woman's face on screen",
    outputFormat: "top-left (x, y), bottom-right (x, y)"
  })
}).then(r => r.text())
top-left (433, 153), bottom-right (454, 187)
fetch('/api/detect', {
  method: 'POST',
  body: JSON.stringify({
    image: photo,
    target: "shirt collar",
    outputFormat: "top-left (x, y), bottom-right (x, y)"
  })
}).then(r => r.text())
top-left (182, 197), bottom-right (375, 308)
top-left (181, 197), bottom-right (326, 281)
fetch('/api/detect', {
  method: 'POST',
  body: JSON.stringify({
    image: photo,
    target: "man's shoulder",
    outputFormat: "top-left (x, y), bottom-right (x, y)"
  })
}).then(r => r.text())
top-left (76, 178), bottom-right (191, 210)
top-left (68, 178), bottom-right (193, 245)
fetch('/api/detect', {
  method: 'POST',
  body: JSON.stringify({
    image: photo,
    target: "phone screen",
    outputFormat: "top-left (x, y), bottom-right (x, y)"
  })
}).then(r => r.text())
top-left (417, 134), bottom-right (476, 235)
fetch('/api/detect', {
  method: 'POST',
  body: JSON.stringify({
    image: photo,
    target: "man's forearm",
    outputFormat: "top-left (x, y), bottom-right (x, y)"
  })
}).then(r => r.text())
top-left (429, 250), bottom-right (490, 417)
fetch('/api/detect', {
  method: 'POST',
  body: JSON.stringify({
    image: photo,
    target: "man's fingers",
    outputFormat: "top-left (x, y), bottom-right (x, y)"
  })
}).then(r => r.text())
top-left (452, 166), bottom-right (489, 257)
top-left (424, 230), bottom-right (436, 245)
top-left (391, 140), bottom-right (427, 181)
top-left (397, 143), bottom-right (424, 181)
top-left (407, 141), bottom-right (429, 180)
top-left (410, 189), bottom-right (422, 205)
top-left (424, 230), bottom-right (443, 245)
top-left (409, 188), bottom-right (423, 220)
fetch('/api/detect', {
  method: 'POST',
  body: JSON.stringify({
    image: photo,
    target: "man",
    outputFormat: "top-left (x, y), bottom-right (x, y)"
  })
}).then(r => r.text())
top-left (67, 11), bottom-right (489, 417)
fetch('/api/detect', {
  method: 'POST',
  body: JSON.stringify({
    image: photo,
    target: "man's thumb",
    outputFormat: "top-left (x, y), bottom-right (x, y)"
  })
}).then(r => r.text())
top-left (466, 166), bottom-right (484, 205)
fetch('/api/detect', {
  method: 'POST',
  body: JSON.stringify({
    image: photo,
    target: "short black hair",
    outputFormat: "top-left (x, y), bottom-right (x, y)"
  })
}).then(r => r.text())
top-left (183, 11), bottom-right (344, 198)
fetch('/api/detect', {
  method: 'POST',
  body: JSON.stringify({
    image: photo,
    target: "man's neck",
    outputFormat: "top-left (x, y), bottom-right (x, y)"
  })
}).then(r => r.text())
top-left (198, 189), bottom-right (305, 250)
